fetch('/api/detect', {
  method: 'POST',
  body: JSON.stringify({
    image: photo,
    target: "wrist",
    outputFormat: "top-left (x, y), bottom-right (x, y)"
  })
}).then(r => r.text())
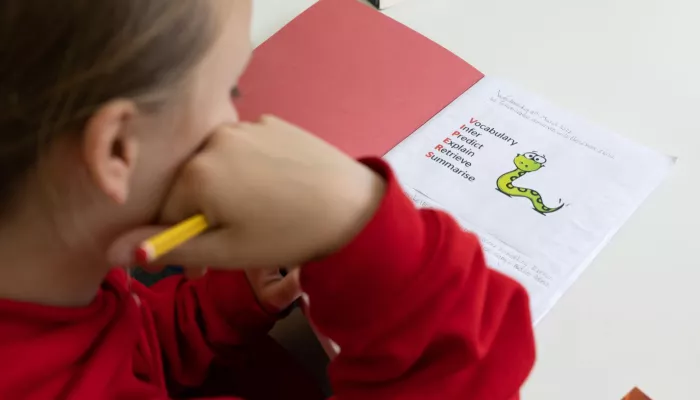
top-left (318, 164), bottom-right (386, 259)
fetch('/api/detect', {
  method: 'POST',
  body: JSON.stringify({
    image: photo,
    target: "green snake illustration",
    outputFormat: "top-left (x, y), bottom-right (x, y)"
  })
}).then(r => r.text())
top-left (496, 152), bottom-right (564, 215)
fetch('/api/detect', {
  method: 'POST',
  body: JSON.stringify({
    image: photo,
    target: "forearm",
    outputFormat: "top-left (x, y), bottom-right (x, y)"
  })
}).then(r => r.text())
top-left (301, 159), bottom-right (536, 399)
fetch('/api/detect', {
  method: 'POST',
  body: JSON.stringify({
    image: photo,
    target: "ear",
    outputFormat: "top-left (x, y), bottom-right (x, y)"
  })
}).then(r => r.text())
top-left (83, 100), bottom-right (139, 205)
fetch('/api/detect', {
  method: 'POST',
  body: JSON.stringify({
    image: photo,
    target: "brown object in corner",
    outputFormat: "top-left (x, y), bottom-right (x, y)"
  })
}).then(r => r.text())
top-left (623, 387), bottom-right (652, 400)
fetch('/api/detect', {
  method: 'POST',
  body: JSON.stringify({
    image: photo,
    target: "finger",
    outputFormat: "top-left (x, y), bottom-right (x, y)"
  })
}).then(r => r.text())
top-left (156, 126), bottom-right (246, 226)
top-left (154, 230), bottom-right (311, 268)
top-left (158, 156), bottom-right (211, 225)
top-left (108, 226), bottom-right (232, 267)
top-left (266, 268), bottom-right (302, 311)
top-left (110, 225), bottom-right (289, 269)
top-left (107, 226), bottom-right (168, 266)
top-left (279, 267), bottom-right (291, 277)
top-left (246, 266), bottom-right (284, 286)
top-left (151, 230), bottom-right (238, 266)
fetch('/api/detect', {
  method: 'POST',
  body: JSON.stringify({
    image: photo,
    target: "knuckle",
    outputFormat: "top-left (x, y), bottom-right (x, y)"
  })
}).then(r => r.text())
top-left (258, 114), bottom-right (277, 124)
top-left (212, 124), bottom-right (233, 134)
top-left (209, 125), bottom-right (237, 144)
top-left (181, 156), bottom-right (213, 189)
top-left (225, 121), bottom-right (258, 141)
top-left (207, 125), bottom-right (251, 154)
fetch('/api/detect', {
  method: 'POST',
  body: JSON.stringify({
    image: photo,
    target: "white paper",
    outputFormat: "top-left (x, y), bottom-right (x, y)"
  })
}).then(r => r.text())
top-left (384, 77), bottom-right (675, 323)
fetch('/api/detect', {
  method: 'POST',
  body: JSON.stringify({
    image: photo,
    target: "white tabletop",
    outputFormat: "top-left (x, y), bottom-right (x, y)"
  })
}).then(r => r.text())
top-left (253, 1), bottom-right (699, 399)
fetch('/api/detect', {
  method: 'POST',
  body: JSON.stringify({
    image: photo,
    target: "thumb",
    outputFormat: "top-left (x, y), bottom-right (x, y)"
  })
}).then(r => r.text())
top-left (265, 268), bottom-right (303, 311)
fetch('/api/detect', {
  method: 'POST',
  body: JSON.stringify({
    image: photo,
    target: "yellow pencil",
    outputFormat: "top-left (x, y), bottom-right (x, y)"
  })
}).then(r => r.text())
top-left (135, 214), bottom-right (209, 264)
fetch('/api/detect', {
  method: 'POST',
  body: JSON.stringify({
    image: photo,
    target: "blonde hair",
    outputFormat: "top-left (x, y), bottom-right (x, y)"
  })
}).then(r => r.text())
top-left (0, 0), bottom-right (215, 211)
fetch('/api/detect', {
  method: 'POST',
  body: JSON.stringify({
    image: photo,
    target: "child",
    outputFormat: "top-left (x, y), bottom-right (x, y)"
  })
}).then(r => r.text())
top-left (0, 0), bottom-right (535, 399)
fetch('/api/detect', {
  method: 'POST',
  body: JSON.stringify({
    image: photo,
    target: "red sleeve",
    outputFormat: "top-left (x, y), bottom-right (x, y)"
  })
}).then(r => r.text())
top-left (134, 270), bottom-right (278, 390)
top-left (301, 159), bottom-right (536, 400)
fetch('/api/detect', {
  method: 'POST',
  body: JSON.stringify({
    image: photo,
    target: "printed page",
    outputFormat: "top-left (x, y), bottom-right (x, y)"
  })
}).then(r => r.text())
top-left (384, 77), bottom-right (675, 323)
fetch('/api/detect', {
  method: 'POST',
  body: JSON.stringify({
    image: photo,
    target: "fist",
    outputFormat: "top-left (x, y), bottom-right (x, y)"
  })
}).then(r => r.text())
top-left (109, 116), bottom-right (385, 269)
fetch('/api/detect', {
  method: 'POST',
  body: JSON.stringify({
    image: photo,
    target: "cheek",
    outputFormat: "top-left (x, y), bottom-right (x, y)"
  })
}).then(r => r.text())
top-left (187, 98), bottom-right (239, 149)
top-left (138, 98), bottom-right (238, 188)
top-left (123, 100), bottom-right (237, 219)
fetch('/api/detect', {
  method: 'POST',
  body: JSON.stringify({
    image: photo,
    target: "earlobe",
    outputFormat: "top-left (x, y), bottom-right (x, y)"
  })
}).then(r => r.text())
top-left (83, 100), bottom-right (139, 205)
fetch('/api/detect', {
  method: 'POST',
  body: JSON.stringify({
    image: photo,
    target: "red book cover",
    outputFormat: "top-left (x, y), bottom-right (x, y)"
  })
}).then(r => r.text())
top-left (236, 0), bottom-right (483, 158)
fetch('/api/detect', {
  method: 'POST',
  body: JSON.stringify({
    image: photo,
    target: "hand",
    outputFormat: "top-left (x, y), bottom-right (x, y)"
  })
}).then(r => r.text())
top-left (108, 115), bottom-right (385, 269)
top-left (246, 267), bottom-right (302, 313)
top-left (184, 266), bottom-right (301, 312)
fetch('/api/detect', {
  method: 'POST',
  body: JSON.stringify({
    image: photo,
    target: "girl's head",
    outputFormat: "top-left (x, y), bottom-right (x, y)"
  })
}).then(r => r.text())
top-left (0, 1), bottom-right (251, 253)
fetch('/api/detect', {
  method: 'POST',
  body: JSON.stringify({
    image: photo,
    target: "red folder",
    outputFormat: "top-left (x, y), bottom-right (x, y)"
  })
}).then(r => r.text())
top-left (236, 0), bottom-right (483, 158)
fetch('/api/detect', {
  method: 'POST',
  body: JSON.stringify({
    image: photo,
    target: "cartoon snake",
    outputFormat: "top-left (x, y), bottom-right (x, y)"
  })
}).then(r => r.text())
top-left (496, 152), bottom-right (564, 215)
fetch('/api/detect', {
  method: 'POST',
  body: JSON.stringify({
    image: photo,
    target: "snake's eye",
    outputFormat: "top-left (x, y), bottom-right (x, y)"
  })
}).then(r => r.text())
top-left (534, 156), bottom-right (545, 163)
top-left (524, 152), bottom-right (536, 159)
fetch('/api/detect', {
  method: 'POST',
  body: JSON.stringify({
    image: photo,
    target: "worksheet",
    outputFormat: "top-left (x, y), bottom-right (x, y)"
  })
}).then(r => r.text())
top-left (384, 77), bottom-right (675, 323)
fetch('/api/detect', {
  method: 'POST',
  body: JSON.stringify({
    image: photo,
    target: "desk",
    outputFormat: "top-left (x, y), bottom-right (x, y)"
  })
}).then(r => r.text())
top-left (255, 1), bottom-right (699, 398)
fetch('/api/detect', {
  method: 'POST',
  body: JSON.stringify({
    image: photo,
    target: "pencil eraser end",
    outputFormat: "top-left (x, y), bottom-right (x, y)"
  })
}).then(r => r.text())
top-left (134, 247), bottom-right (149, 265)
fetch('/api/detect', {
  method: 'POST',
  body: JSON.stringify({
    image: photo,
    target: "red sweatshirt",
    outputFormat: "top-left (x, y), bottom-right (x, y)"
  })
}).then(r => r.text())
top-left (0, 160), bottom-right (535, 399)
